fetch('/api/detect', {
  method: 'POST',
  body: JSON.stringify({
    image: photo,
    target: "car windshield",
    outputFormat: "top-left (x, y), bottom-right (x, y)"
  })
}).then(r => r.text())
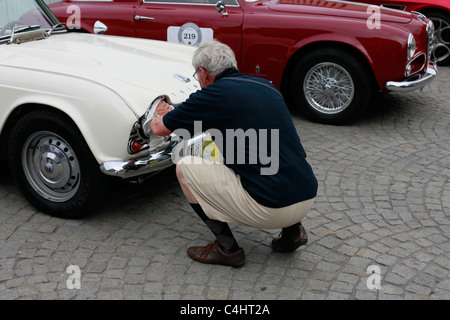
top-left (0, 0), bottom-right (58, 42)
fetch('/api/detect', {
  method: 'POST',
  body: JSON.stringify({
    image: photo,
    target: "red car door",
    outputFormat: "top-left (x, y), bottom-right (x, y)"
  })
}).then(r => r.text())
top-left (134, 0), bottom-right (244, 67)
top-left (47, 0), bottom-right (140, 36)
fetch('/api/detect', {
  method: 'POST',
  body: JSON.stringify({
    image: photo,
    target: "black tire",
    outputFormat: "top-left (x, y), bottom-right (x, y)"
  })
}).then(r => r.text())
top-left (8, 109), bottom-right (107, 218)
top-left (426, 11), bottom-right (450, 66)
top-left (290, 48), bottom-right (373, 125)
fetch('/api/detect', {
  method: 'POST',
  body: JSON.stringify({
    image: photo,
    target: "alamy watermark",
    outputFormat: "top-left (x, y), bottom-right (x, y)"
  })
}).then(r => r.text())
top-left (66, 265), bottom-right (81, 290)
top-left (367, 5), bottom-right (381, 30)
top-left (171, 121), bottom-right (280, 176)
top-left (66, 5), bottom-right (81, 30)
top-left (62, 4), bottom-right (382, 34)
top-left (366, 265), bottom-right (382, 290)
top-left (64, 263), bottom-right (383, 291)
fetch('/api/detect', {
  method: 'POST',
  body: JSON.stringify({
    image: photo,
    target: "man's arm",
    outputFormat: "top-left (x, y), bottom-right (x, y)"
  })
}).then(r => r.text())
top-left (150, 100), bottom-right (173, 136)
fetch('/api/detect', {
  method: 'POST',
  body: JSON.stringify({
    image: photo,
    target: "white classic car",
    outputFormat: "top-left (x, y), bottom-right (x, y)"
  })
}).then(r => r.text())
top-left (0, 0), bottom-right (199, 218)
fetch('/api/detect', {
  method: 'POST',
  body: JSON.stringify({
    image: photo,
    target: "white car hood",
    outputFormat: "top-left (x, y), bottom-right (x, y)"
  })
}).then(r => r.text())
top-left (0, 33), bottom-right (199, 116)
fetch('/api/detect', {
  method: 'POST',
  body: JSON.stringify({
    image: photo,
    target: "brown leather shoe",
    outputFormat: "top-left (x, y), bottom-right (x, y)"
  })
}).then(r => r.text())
top-left (272, 223), bottom-right (308, 252)
top-left (187, 240), bottom-right (245, 267)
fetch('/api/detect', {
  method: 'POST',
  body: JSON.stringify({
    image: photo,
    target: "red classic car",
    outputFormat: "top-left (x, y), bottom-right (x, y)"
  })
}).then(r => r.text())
top-left (357, 0), bottom-right (449, 65)
top-left (47, 0), bottom-right (437, 124)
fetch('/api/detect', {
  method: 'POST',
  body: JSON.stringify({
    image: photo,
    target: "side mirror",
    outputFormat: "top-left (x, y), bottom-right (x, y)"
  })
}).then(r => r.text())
top-left (215, 1), bottom-right (228, 16)
top-left (94, 21), bottom-right (108, 34)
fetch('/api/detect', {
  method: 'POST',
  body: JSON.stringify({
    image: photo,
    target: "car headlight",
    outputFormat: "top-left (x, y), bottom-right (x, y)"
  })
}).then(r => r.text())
top-left (407, 33), bottom-right (417, 61)
top-left (128, 96), bottom-right (174, 155)
top-left (127, 97), bottom-right (167, 154)
top-left (141, 96), bottom-right (170, 138)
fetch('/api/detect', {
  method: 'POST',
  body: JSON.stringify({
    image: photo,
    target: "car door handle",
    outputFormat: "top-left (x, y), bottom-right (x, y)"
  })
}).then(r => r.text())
top-left (135, 15), bottom-right (155, 21)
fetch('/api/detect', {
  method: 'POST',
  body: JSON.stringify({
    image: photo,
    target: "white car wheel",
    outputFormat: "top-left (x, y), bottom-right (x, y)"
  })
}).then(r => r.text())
top-left (22, 131), bottom-right (81, 203)
top-left (8, 110), bottom-right (107, 218)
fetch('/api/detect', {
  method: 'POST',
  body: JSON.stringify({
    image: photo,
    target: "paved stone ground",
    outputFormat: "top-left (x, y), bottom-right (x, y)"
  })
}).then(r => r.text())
top-left (0, 67), bottom-right (449, 301)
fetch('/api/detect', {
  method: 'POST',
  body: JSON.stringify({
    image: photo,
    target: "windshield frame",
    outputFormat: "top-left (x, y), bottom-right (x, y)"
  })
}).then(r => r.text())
top-left (36, 0), bottom-right (61, 26)
top-left (0, 0), bottom-right (63, 44)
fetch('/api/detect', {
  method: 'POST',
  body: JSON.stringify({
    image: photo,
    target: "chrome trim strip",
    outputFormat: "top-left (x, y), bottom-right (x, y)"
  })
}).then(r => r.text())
top-left (142, 0), bottom-right (240, 7)
top-left (386, 62), bottom-right (438, 92)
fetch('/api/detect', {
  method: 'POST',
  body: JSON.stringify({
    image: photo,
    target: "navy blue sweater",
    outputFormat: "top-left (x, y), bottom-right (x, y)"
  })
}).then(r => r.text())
top-left (163, 68), bottom-right (317, 208)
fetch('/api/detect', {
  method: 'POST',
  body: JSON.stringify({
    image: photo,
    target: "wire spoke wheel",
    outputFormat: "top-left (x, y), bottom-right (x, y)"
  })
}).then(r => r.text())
top-left (291, 48), bottom-right (372, 124)
top-left (430, 16), bottom-right (450, 64)
top-left (303, 62), bottom-right (355, 115)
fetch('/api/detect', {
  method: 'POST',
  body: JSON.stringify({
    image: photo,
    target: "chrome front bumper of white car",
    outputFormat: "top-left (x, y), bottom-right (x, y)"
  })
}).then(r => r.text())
top-left (385, 62), bottom-right (438, 92)
top-left (99, 133), bottom-right (209, 180)
top-left (100, 147), bottom-right (175, 179)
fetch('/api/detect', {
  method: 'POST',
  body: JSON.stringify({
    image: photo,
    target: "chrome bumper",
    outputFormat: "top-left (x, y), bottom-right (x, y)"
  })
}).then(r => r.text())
top-left (99, 133), bottom-right (210, 179)
top-left (100, 133), bottom-right (211, 179)
top-left (386, 62), bottom-right (438, 92)
top-left (99, 147), bottom-right (174, 179)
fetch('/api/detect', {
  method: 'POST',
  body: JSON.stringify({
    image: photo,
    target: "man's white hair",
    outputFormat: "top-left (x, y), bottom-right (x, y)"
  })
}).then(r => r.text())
top-left (192, 40), bottom-right (238, 77)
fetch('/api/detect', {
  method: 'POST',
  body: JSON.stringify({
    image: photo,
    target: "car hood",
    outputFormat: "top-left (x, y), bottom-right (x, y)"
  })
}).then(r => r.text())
top-left (0, 33), bottom-right (198, 116)
top-left (269, 0), bottom-right (413, 24)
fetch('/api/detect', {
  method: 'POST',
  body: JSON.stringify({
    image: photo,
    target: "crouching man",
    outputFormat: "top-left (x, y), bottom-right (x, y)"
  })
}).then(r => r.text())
top-left (150, 40), bottom-right (318, 267)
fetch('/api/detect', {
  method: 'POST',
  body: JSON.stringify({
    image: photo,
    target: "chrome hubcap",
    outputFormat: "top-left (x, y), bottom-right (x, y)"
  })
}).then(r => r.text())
top-left (431, 17), bottom-right (450, 62)
top-left (22, 131), bottom-right (80, 202)
top-left (304, 62), bottom-right (354, 114)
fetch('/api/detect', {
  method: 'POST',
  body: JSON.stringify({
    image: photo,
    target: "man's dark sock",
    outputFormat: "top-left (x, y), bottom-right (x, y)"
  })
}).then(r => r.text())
top-left (280, 222), bottom-right (301, 241)
top-left (282, 222), bottom-right (301, 234)
top-left (190, 203), bottom-right (240, 253)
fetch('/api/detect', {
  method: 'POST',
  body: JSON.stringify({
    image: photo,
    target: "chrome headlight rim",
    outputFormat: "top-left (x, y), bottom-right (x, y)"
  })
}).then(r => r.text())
top-left (407, 33), bottom-right (417, 61)
top-left (127, 98), bottom-right (162, 155)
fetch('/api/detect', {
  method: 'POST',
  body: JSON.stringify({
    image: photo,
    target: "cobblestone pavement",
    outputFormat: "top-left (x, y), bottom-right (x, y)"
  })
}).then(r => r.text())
top-left (0, 67), bottom-right (449, 301)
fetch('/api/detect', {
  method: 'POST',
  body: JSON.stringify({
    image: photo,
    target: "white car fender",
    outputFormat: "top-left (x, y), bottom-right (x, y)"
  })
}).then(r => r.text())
top-left (0, 65), bottom-right (139, 164)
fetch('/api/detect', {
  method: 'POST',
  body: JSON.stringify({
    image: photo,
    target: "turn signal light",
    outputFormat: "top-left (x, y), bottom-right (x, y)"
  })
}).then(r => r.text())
top-left (130, 140), bottom-right (142, 153)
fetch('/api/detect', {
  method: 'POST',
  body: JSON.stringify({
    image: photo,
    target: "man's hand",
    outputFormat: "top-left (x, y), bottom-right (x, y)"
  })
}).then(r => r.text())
top-left (150, 100), bottom-right (173, 136)
top-left (154, 100), bottom-right (173, 117)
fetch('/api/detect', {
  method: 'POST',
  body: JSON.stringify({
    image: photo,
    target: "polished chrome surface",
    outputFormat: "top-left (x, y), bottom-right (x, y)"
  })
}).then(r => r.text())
top-left (386, 62), bottom-right (438, 92)
top-left (303, 62), bottom-right (354, 115)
